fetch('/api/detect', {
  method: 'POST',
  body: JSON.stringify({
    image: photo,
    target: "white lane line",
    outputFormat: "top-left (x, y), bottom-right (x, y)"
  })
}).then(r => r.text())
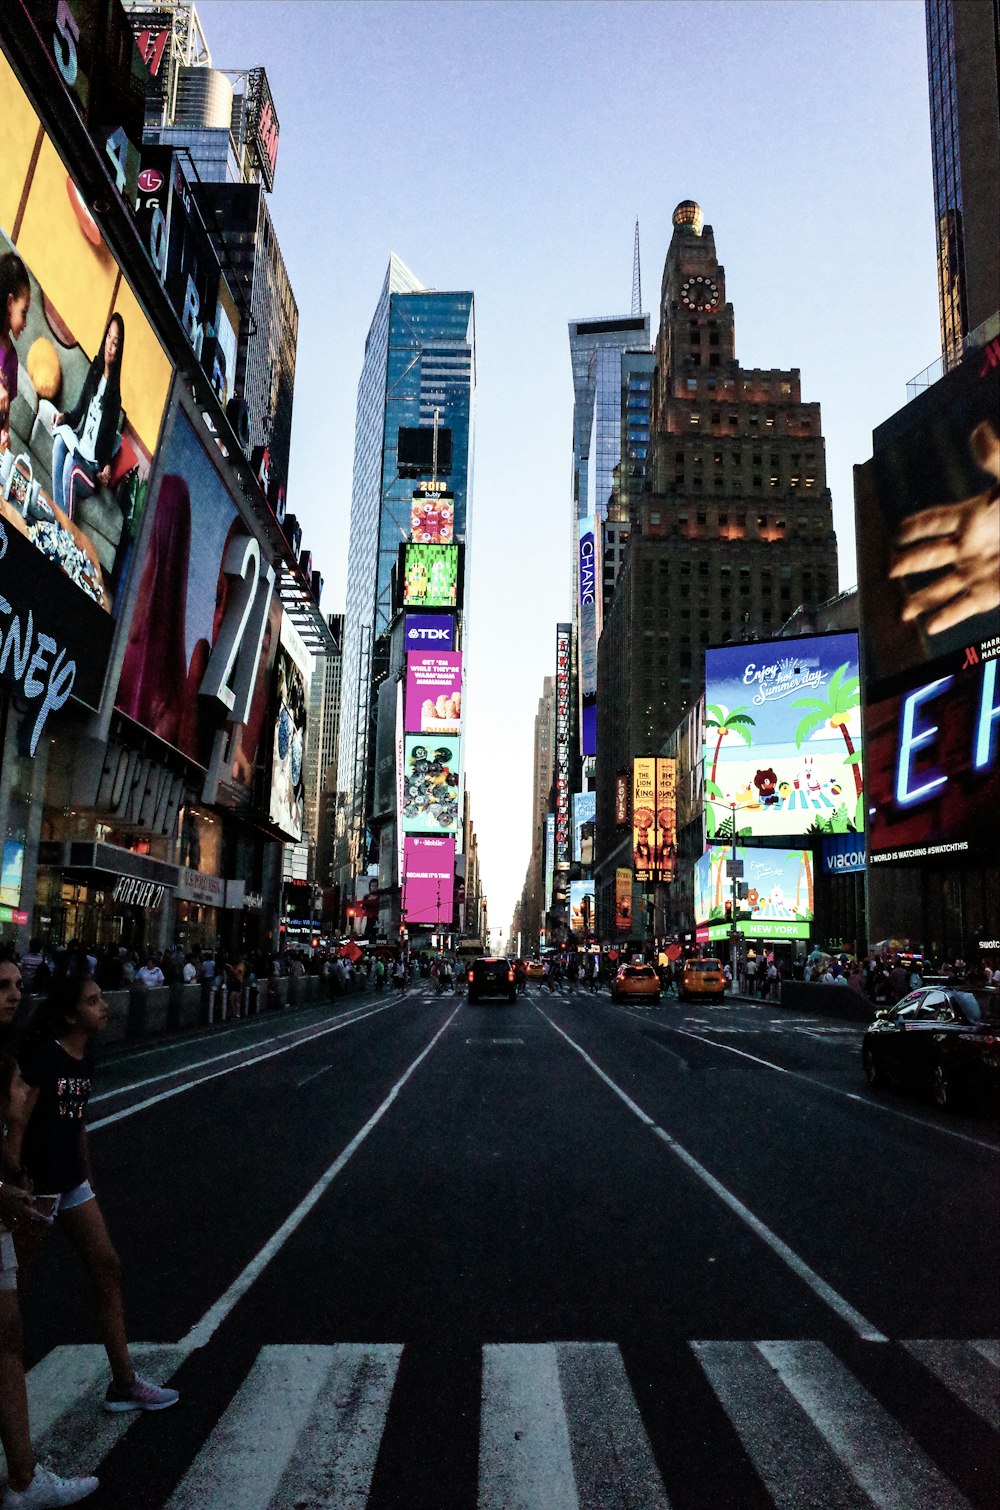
top-left (181, 1005), bottom-right (461, 1350)
top-left (295, 1064), bottom-right (333, 1090)
top-left (556, 1343), bottom-right (672, 1509)
top-left (757, 1339), bottom-right (974, 1510)
top-left (538, 1007), bottom-right (886, 1342)
top-left (479, 1344), bottom-right (579, 1510)
top-left (167, 1344), bottom-right (402, 1510)
top-left (93, 1000), bottom-right (400, 1103)
top-left (903, 1339), bottom-right (1000, 1431)
top-left (691, 1341), bottom-right (869, 1510)
top-left (89, 1002), bottom-right (401, 1132)
top-left (662, 1024), bottom-right (1000, 1155)
top-left (971, 1338), bottom-right (1000, 1367)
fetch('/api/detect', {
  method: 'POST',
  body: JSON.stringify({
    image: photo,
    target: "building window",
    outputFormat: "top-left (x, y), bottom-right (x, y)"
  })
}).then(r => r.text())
top-left (752, 475), bottom-right (762, 488)
top-left (687, 378), bottom-right (698, 391)
top-left (650, 511), bottom-right (661, 523)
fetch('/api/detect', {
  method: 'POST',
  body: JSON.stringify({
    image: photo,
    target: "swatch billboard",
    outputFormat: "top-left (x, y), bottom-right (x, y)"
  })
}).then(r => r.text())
top-left (855, 342), bottom-right (1000, 864)
top-left (694, 847), bottom-right (814, 941)
top-left (0, 48), bottom-right (172, 722)
top-left (402, 835), bottom-right (454, 926)
top-left (704, 632), bottom-right (863, 841)
top-left (405, 650), bottom-right (462, 734)
top-left (400, 734), bottom-right (461, 836)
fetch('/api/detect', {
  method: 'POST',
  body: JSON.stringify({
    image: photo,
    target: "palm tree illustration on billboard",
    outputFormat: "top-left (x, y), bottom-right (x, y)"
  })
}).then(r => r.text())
top-left (702, 634), bottom-right (864, 838)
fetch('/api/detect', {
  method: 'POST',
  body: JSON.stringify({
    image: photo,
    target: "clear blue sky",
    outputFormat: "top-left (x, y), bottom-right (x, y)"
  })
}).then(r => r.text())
top-left (200, 0), bottom-right (940, 941)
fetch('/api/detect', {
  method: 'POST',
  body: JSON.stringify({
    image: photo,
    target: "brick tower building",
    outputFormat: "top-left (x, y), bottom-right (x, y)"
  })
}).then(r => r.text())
top-left (594, 200), bottom-right (838, 931)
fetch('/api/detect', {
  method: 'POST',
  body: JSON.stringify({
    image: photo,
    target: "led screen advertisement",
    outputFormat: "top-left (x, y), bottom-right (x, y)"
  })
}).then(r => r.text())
top-left (694, 848), bottom-right (814, 941)
top-left (405, 651), bottom-right (462, 734)
top-left (269, 611), bottom-right (311, 842)
top-left (704, 633), bottom-right (863, 841)
top-left (632, 758), bottom-right (677, 883)
top-left (544, 814), bottom-right (555, 915)
top-left (398, 542), bottom-right (460, 610)
top-left (573, 791), bottom-right (595, 866)
top-left (569, 879), bottom-right (595, 937)
top-left (0, 50), bottom-right (172, 718)
top-left (555, 624), bottom-right (571, 865)
top-left (578, 516), bottom-right (597, 757)
top-left (614, 868), bottom-right (632, 934)
top-left (400, 734), bottom-right (461, 835)
top-left (855, 345), bottom-right (1000, 864)
top-left (403, 836), bottom-right (455, 926)
top-left (404, 613), bottom-right (454, 652)
top-left (410, 489), bottom-right (454, 544)
top-left (116, 411), bottom-right (280, 815)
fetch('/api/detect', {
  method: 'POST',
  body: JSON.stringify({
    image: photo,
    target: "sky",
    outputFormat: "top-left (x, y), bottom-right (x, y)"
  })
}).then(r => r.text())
top-left (199, 0), bottom-right (941, 942)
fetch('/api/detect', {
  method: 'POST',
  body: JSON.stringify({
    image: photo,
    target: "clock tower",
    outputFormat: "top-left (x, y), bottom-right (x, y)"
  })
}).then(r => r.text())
top-left (652, 200), bottom-right (735, 433)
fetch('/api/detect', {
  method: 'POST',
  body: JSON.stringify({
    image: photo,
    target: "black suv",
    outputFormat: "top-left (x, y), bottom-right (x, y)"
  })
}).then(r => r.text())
top-left (468, 958), bottom-right (516, 1003)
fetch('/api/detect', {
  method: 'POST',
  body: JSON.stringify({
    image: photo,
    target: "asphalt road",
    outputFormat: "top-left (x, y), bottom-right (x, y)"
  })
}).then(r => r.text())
top-left (17, 982), bottom-right (1000, 1509)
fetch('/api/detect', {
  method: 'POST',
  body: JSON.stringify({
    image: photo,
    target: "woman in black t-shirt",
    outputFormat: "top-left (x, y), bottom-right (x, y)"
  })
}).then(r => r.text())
top-left (16, 974), bottom-right (179, 1415)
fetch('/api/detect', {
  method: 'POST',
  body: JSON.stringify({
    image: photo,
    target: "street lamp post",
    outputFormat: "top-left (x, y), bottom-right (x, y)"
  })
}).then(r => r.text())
top-left (706, 797), bottom-right (742, 987)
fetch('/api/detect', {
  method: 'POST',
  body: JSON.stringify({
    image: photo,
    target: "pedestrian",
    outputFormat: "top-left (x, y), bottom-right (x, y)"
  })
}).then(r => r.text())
top-left (393, 958), bottom-right (406, 992)
top-left (134, 955), bottom-right (164, 991)
top-left (1, 1045), bottom-right (100, 1506)
top-left (13, 974), bottom-right (180, 1416)
top-left (745, 954), bottom-right (758, 996)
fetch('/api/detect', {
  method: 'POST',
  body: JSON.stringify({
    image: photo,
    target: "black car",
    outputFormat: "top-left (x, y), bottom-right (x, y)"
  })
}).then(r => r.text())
top-left (467, 957), bottom-right (516, 1003)
top-left (861, 986), bottom-right (1000, 1111)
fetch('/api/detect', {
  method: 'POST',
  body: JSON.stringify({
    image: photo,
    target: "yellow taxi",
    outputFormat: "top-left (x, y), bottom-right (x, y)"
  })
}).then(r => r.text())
top-left (612, 963), bottom-right (661, 1003)
top-left (679, 957), bottom-right (727, 1003)
top-left (524, 959), bottom-right (547, 981)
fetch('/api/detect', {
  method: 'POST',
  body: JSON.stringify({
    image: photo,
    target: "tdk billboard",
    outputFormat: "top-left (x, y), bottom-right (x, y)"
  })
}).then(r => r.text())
top-left (404, 614), bottom-right (455, 651)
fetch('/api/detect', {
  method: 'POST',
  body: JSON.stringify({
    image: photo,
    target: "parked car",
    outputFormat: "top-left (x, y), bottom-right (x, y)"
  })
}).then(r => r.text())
top-left (861, 986), bottom-right (1000, 1112)
top-left (524, 959), bottom-right (547, 981)
top-left (612, 964), bottom-right (661, 1003)
top-left (680, 958), bottom-right (726, 1003)
top-left (468, 957), bottom-right (516, 1003)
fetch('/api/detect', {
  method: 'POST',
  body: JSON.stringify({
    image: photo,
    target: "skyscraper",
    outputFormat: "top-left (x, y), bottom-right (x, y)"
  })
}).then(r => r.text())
top-left (336, 259), bottom-right (476, 891)
top-left (924, 0), bottom-right (1000, 367)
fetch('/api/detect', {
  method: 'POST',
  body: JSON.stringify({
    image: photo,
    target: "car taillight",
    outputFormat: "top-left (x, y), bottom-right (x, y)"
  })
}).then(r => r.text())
top-left (468, 970), bottom-right (473, 983)
top-left (508, 969), bottom-right (514, 982)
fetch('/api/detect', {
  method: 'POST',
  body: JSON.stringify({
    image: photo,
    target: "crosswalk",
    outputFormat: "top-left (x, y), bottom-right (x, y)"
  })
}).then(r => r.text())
top-left (26, 1334), bottom-right (998, 1508)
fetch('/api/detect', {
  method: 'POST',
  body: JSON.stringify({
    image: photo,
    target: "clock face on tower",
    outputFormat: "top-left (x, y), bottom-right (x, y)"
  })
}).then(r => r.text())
top-left (680, 275), bottom-right (720, 311)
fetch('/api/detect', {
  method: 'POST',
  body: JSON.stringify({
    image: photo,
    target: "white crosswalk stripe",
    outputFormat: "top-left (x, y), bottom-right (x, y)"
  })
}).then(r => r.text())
top-left (25, 1334), bottom-right (997, 1507)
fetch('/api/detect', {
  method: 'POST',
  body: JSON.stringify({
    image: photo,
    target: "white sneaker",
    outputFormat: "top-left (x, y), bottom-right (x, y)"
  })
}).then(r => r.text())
top-left (1, 1462), bottom-right (99, 1508)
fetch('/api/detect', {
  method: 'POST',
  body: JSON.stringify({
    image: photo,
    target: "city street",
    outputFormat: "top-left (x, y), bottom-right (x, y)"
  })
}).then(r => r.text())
top-left (19, 988), bottom-right (1000, 1510)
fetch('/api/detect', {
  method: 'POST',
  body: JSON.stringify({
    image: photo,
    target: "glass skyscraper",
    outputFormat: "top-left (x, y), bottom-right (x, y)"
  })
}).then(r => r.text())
top-left (337, 257), bottom-right (476, 886)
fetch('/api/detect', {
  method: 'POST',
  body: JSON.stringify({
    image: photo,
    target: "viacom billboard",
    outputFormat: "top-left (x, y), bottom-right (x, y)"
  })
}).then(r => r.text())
top-left (578, 516), bottom-right (598, 757)
top-left (404, 614), bottom-right (455, 651)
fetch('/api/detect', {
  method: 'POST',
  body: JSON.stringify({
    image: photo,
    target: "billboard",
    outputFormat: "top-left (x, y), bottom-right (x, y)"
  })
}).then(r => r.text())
top-left (404, 651), bottom-right (462, 734)
top-left (569, 879), bottom-right (595, 937)
top-left (855, 343), bottom-right (1000, 864)
top-left (704, 633), bottom-right (863, 840)
top-left (269, 611), bottom-right (311, 841)
top-left (694, 847), bottom-right (814, 941)
top-left (544, 813), bottom-right (555, 915)
top-left (615, 771), bottom-right (629, 827)
top-left (244, 67), bottom-right (280, 192)
top-left (404, 613), bottom-right (454, 652)
top-left (400, 734), bottom-right (461, 835)
top-left (614, 868), bottom-right (632, 934)
top-left (578, 516), bottom-right (597, 757)
top-left (821, 834), bottom-right (866, 876)
top-left (0, 46), bottom-right (172, 716)
top-left (555, 624), bottom-right (571, 865)
top-left (400, 542), bottom-right (460, 610)
top-left (403, 836), bottom-right (455, 926)
top-left (117, 412), bottom-right (279, 815)
top-left (632, 758), bottom-right (677, 882)
top-left (349, 875), bottom-right (380, 939)
top-left (0, 840), bottom-right (24, 908)
top-left (410, 489), bottom-right (454, 544)
top-left (572, 791), bottom-right (596, 866)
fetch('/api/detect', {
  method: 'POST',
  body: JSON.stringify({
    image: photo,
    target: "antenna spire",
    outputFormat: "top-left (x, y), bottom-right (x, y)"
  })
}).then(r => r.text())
top-left (631, 217), bottom-right (642, 316)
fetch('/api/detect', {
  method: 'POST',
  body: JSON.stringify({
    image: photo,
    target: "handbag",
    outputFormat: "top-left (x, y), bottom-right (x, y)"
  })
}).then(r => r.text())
top-left (0, 451), bottom-right (41, 514)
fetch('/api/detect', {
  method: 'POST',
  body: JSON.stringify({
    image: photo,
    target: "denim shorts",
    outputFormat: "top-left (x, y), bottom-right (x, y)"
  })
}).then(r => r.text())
top-left (34, 1180), bottom-right (96, 1215)
top-left (0, 1228), bottom-right (16, 1292)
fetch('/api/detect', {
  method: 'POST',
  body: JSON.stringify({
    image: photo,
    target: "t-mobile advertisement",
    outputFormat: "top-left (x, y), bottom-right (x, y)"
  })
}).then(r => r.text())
top-left (404, 613), bottom-right (455, 651)
top-left (405, 651), bottom-right (462, 733)
top-left (403, 835), bottom-right (455, 925)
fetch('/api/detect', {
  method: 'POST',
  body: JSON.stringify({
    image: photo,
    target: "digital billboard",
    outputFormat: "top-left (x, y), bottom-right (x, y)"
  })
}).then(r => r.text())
top-left (855, 342), bottom-right (1000, 864)
top-left (569, 880), bottom-right (595, 937)
top-left (349, 875), bottom-right (380, 939)
top-left (694, 847), bottom-right (814, 941)
top-left (578, 516), bottom-right (597, 757)
top-left (0, 840), bottom-right (24, 908)
top-left (400, 734), bottom-right (461, 835)
top-left (404, 613), bottom-right (454, 652)
top-left (269, 611), bottom-right (311, 841)
top-left (632, 758), bottom-right (677, 882)
top-left (0, 46), bottom-right (172, 715)
top-left (405, 651), bottom-right (462, 734)
top-left (410, 489), bottom-right (454, 544)
top-left (821, 834), bottom-right (866, 876)
top-left (403, 836), bottom-right (455, 926)
top-left (572, 791), bottom-right (595, 866)
top-left (704, 632), bottom-right (863, 840)
top-left (544, 814), bottom-right (555, 915)
top-left (555, 624), bottom-right (571, 865)
top-left (116, 412), bottom-right (280, 815)
top-left (400, 542), bottom-right (459, 610)
top-left (614, 868), bottom-right (632, 934)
